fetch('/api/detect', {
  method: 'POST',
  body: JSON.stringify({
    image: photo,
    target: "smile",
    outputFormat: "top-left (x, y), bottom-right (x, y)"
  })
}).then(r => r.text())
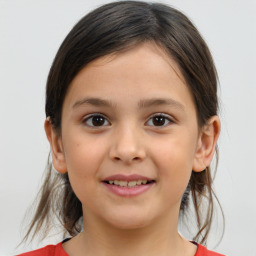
top-left (104, 180), bottom-right (154, 187)
top-left (102, 174), bottom-right (155, 197)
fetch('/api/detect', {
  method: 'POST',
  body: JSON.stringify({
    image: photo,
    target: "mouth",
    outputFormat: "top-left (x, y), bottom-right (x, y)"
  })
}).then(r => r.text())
top-left (103, 180), bottom-right (155, 187)
top-left (102, 174), bottom-right (156, 197)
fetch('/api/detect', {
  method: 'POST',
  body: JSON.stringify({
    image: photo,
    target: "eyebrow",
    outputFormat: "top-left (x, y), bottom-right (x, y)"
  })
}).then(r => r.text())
top-left (138, 98), bottom-right (184, 110)
top-left (72, 97), bottom-right (184, 111)
top-left (72, 98), bottom-right (116, 109)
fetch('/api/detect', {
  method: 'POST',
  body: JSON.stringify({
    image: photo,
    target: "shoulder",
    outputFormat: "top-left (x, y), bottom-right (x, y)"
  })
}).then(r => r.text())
top-left (195, 243), bottom-right (226, 256)
top-left (17, 242), bottom-right (68, 256)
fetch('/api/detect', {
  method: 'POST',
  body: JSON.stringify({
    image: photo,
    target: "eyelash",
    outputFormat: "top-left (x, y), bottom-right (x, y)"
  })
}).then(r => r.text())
top-left (82, 113), bottom-right (110, 127)
top-left (82, 113), bottom-right (174, 128)
top-left (146, 113), bottom-right (174, 127)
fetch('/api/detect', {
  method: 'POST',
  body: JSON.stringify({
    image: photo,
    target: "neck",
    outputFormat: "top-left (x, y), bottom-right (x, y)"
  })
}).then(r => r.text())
top-left (85, 215), bottom-right (180, 256)
top-left (63, 207), bottom-right (196, 256)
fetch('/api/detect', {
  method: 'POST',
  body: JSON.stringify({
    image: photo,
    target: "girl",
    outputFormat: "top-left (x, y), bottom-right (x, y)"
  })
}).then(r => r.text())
top-left (18, 1), bottom-right (225, 255)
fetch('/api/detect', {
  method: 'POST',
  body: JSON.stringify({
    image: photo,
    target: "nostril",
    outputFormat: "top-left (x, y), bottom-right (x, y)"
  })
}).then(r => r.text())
top-left (109, 143), bottom-right (146, 163)
top-left (112, 156), bottom-right (141, 162)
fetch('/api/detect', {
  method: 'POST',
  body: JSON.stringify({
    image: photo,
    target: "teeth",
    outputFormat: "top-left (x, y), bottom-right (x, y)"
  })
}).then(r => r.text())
top-left (137, 180), bottom-right (142, 185)
top-left (107, 180), bottom-right (149, 187)
top-left (128, 181), bottom-right (137, 187)
top-left (120, 181), bottom-right (128, 186)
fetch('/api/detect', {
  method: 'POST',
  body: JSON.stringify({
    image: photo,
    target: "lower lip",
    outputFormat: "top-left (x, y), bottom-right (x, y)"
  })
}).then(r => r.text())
top-left (102, 182), bottom-right (154, 197)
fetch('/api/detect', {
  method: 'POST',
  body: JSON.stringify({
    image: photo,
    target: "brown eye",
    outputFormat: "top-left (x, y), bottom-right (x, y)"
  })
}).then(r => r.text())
top-left (152, 116), bottom-right (165, 126)
top-left (146, 114), bottom-right (173, 127)
top-left (83, 114), bottom-right (110, 127)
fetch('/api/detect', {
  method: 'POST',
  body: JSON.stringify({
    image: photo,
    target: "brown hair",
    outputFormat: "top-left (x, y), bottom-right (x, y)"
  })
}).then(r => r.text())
top-left (23, 0), bottom-right (224, 245)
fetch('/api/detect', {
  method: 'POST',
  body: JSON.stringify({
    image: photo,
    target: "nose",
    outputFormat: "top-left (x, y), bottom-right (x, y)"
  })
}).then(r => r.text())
top-left (109, 125), bottom-right (146, 164)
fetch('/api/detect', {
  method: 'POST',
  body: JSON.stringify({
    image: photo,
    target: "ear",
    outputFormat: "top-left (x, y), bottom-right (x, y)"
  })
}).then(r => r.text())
top-left (193, 116), bottom-right (221, 172)
top-left (44, 117), bottom-right (67, 174)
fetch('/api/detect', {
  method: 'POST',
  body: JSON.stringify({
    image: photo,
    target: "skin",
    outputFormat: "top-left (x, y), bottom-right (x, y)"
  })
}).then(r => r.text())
top-left (45, 42), bottom-right (220, 256)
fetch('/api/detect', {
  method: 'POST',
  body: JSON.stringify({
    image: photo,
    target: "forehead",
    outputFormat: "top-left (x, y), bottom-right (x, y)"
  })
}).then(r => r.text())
top-left (63, 42), bottom-right (195, 113)
top-left (85, 42), bottom-right (186, 84)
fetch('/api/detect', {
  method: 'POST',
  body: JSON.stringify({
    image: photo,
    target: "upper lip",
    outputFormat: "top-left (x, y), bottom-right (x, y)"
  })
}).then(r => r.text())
top-left (103, 174), bottom-right (154, 182)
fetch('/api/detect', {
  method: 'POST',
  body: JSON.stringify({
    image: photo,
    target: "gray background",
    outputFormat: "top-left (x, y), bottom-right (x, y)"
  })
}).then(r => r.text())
top-left (0, 0), bottom-right (255, 255)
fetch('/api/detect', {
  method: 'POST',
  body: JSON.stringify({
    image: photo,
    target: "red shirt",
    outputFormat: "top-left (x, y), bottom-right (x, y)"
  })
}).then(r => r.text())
top-left (17, 241), bottom-right (225, 256)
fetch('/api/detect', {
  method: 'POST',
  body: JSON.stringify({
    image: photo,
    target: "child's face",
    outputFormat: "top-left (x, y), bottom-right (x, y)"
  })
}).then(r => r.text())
top-left (53, 43), bottom-right (204, 229)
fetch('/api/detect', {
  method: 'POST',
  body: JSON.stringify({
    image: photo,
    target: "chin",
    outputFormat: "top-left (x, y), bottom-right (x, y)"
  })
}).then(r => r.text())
top-left (104, 210), bottom-right (152, 230)
top-left (110, 221), bottom-right (149, 231)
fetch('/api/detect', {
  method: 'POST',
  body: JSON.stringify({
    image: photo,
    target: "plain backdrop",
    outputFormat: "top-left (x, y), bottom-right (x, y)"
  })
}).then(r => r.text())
top-left (0, 0), bottom-right (255, 255)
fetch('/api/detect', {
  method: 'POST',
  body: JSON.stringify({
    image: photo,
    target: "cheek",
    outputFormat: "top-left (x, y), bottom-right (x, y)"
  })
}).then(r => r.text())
top-left (64, 134), bottom-right (105, 174)
top-left (159, 154), bottom-right (192, 195)
top-left (152, 134), bottom-right (197, 170)
top-left (62, 135), bottom-right (107, 199)
top-left (151, 134), bottom-right (196, 197)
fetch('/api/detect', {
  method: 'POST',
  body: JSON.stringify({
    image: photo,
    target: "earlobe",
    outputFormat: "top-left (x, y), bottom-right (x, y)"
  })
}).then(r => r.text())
top-left (44, 117), bottom-right (67, 174)
top-left (193, 116), bottom-right (221, 172)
